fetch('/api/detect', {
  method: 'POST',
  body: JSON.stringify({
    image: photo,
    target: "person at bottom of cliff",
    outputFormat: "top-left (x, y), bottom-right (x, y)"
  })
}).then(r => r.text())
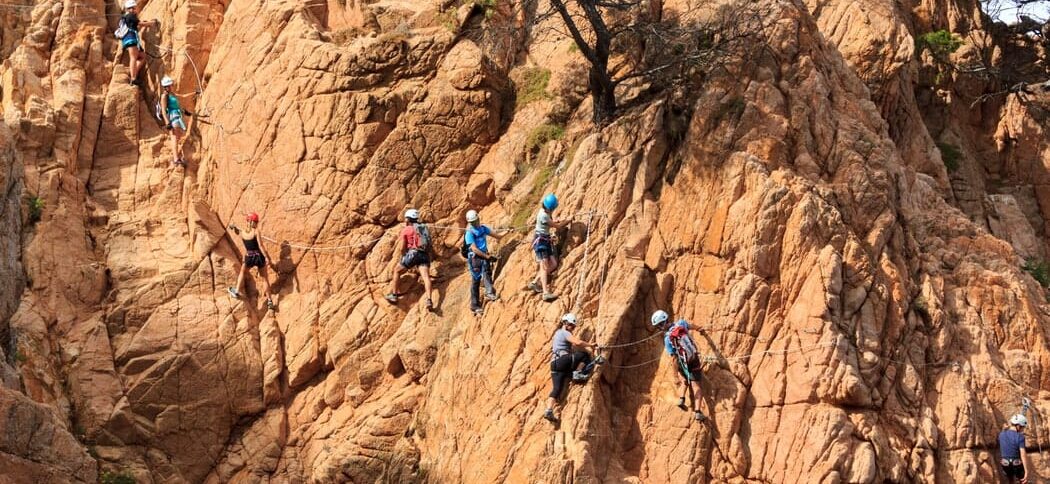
top-left (999, 414), bottom-right (1032, 483)
top-left (118, 0), bottom-right (156, 85)
top-left (543, 313), bottom-right (603, 424)
top-left (385, 208), bottom-right (434, 311)
top-left (652, 310), bottom-right (706, 423)
top-left (527, 193), bottom-right (569, 303)
top-left (464, 209), bottom-right (505, 315)
top-left (227, 212), bottom-right (275, 310)
top-left (160, 76), bottom-right (187, 166)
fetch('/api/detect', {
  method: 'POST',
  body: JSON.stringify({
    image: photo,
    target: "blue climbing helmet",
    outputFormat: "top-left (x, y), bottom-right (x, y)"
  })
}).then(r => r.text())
top-left (542, 193), bottom-right (558, 211)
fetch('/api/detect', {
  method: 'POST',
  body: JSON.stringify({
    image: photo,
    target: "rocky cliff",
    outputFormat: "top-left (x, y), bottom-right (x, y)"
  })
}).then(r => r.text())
top-left (2, 0), bottom-right (1050, 482)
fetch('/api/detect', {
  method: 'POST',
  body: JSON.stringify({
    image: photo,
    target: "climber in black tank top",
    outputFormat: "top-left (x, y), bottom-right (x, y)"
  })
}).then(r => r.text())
top-left (227, 212), bottom-right (275, 310)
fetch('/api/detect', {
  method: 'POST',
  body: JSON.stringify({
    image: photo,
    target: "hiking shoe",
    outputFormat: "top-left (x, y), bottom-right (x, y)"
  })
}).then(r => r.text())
top-left (594, 355), bottom-right (606, 365)
top-left (527, 282), bottom-right (542, 294)
top-left (266, 298), bottom-right (275, 311)
top-left (472, 307), bottom-right (483, 316)
top-left (541, 293), bottom-right (558, 302)
top-left (384, 293), bottom-right (399, 304)
top-left (425, 298), bottom-right (434, 311)
top-left (543, 409), bottom-right (559, 423)
top-left (572, 370), bottom-right (590, 383)
top-left (485, 292), bottom-right (499, 302)
top-left (678, 397), bottom-right (688, 411)
top-left (694, 411), bottom-right (706, 422)
top-left (174, 158), bottom-right (186, 167)
top-left (228, 287), bottom-right (240, 299)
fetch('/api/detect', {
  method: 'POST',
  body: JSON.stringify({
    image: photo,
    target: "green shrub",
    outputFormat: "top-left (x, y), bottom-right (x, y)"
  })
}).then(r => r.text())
top-left (13, 349), bottom-right (27, 364)
top-left (912, 296), bottom-right (929, 317)
top-left (27, 196), bottom-right (44, 224)
top-left (100, 471), bottom-right (136, 484)
top-left (918, 30), bottom-right (963, 58)
top-left (1024, 258), bottom-right (1050, 288)
top-left (936, 142), bottom-right (962, 172)
top-left (511, 165), bottom-right (554, 229)
top-left (515, 67), bottom-right (552, 109)
top-left (525, 123), bottom-right (565, 153)
top-left (712, 96), bottom-right (745, 124)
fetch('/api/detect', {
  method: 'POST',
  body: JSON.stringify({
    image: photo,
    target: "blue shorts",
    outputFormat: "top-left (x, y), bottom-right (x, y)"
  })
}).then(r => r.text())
top-left (168, 113), bottom-right (186, 132)
top-left (122, 32), bottom-right (139, 49)
top-left (400, 249), bottom-right (429, 269)
top-left (533, 234), bottom-right (553, 261)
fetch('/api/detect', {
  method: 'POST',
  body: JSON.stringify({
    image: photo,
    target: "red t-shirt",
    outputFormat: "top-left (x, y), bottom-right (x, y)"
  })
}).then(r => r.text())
top-left (400, 225), bottom-right (422, 250)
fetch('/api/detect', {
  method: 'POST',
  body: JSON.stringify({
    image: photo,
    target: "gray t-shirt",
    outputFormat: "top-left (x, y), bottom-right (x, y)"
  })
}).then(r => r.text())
top-left (551, 328), bottom-right (572, 357)
top-left (535, 209), bottom-right (552, 235)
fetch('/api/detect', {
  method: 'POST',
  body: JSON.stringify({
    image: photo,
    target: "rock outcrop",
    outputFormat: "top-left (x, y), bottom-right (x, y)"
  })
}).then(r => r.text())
top-left (1, 0), bottom-right (1049, 482)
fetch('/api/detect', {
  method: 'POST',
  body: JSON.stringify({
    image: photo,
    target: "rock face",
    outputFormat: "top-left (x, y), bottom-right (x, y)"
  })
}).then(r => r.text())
top-left (1, 0), bottom-right (1050, 482)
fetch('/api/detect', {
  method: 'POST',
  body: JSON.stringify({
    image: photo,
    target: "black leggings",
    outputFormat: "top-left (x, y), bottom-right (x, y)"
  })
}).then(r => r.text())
top-left (549, 351), bottom-right (592, 399)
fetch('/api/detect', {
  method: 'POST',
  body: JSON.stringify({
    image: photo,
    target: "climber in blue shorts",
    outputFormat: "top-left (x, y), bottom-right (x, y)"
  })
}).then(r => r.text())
top-left (118, 0), bottom-right (156, 85)
top-left (160, 76), bottom-right (187, 166)
top-left (652, 309), bottom-right (706, 423)
top-left (528, 193), bottom-right (569, 302)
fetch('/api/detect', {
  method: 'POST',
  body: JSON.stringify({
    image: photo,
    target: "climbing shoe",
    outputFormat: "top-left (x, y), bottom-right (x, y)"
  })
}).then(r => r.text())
top-left (527, 281), bottom-right (542, 294)
top-left (541, 293), bottom-right (558, 302)
top-left (228, 287), bottom-right (240, 299)
top-left (594, 355), bottom-right (606, 365)
top-left (677, 397), bottom-right (688, 411)
top-left (426, 298), bottom-right (434, 311)
top-left (266, 298), bottom-right (275, 311)
top-left (485, 292), bottom-right (499, 302)
top-left (543, 409), bottom-right (559, 423)
top-left (472, 307), bottom-right (483, 316)
top-left (384, 293), bottom-right (399, 304)
top-left (694, 411), bottom-right (706, 423)
top-left (174, 158), bottom-right (186, 167)
top-left (572, 370), bottom-right (590, 383)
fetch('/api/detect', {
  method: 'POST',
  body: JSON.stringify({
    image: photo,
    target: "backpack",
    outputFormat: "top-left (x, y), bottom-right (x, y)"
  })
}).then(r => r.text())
top-left (668, 324), bottom-right (698, 361)
top-left (413, 223), bottom-right (431, 251)
top-left (114, 18), bottom-right (129, 39)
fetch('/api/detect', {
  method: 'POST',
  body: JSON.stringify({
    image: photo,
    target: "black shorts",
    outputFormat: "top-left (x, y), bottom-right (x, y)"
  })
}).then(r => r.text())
top-left (400, 249), bottom-right (429, 269)
top-left (1001, 462), bottom-right (1024, 479)
top-left (677, 356), bottom-right (703, 382)
top-left (549, 351), bottom-right (591, 399)
top-left (245, 251), bottom-right (266, 269)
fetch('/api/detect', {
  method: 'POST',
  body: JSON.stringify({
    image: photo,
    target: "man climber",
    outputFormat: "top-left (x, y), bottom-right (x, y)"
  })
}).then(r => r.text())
top-left (528, 193), bottom-right (568, 302)
top-left (160, 76), bottom-right (187, 166)
top-left (543, 313), bottom-right (603, 424)
top-left (464, 209), bottom-right (505, 315)
top-left (117, 0), bottom-right (156, 85)
top-left (652, 310), bottom-right (706, 422)
top-left (385, 209), bottom-right (434, 311)
top-left (999, 414), bottom-right (1032, 483)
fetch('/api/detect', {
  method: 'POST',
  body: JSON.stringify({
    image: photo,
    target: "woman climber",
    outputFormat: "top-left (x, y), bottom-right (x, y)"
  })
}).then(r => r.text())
top-left (160, 76), bottom-right (187, 166)
top-left (528, 193), bottom-right (569, 302)
top-left (118, 0), bottom-right (156, 85)
top-left (543, 313), bottom-right (603, 424)
top-left (652, 310), bottom-right (706, 423)
top-left (227, 213), bottom-right (275, 310)
top-left (385, 209), bottom-right (435, 311)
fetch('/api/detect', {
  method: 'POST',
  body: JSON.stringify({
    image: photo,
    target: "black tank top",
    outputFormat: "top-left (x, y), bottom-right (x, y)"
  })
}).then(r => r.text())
top-left (243, 235), bottom-right (260, 252)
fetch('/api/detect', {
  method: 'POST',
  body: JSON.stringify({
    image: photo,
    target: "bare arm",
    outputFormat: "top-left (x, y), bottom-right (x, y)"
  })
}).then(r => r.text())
top-left (1021, 447), bottom-right (1031, 484)
top-left (256, 225), bottom-right (271, 261)
top-left (566, 333), bottom-right (597, 351)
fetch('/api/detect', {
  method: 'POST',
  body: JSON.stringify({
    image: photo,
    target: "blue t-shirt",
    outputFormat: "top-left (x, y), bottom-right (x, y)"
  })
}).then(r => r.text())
top-left (664, 319), bottom-right (690, 356)
top-left (999, 429), bottom-right (1026, 459)
top-left (464, 225), bottom-right (492, 254)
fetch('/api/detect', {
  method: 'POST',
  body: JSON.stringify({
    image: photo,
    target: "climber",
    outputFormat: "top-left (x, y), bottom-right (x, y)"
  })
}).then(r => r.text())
top-left (160, 76), bottom-right (187, 166)
top-left (464, 209), bottom-right (506, 315)
top-left (385, 208), bottom-right (434, 311)
top-left (999, 414), bottom-right (1032, 483)
top-left (527, 193), bottom-right (569, 302)
top-left (227, 213), bottom-right (275, 310)
top-left (543, 313), bottom-right (603, 424)
top-left (116, 0), bottom-right (156, 85)
top-left (652, 310), bottom-right (706, 422)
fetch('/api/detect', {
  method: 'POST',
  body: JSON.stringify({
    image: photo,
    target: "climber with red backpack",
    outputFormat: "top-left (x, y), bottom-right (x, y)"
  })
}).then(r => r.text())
top-left (543, 313), bottom-right (604, 424)
top-left (115, 0), bottom-right (156, 86)
top-left (463, 209), bottom-right (506, 316)
top-left (385, 209), bottom-right (434, 311)
top-left (528, 193), bottom-right (569, 302)
top-left (652, 310), bottom-right (706, 422)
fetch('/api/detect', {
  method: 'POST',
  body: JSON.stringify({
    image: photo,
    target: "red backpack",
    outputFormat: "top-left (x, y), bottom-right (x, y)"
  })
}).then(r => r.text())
top-left (668, 324), bottom-right (699, 361)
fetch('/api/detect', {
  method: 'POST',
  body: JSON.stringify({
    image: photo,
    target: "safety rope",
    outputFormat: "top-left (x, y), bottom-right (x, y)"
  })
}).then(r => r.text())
top-left (604, 338), bottom-right (840, 369)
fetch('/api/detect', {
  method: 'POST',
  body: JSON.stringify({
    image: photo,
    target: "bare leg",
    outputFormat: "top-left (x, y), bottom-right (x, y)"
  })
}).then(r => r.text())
top-left (171, 128), bottom-right (184, 163)
top-left (129, 46), bottom-right (142, 80)
top-left (258, 265), bottom-right (272, 298)
top-left (690, 380), bottom-right (702, 412)
top-left (388, 263), bottom-right (404, 295)
top-left (418, 264), bottom-right (432, 301)
top-left (235, 263), bottom-right (248, 295)
top-left (539, 259), bottom-right (551, 293)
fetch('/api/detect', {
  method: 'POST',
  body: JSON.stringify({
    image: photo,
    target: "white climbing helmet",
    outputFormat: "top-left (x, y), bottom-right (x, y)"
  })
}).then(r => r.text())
top-left (404, 208), bottom-right (420, 221)
top-left (465, 210), bottom-right (479, 223)
top-left (561, 313), bottom-right (578, 326)
top-left (124, 0), bottom-right (137, 9)
top-left (160, 76), bottom-right (174, 87)
top-left (651, 310), bottom-right (669, 327)
top-left (1010, 414), bottom-right (1028, 427)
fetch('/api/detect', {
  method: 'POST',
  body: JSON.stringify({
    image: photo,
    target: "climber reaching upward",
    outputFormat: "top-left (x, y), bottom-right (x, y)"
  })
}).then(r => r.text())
top-left (543, 313), bottom-right (603, 424)
top-left (999, 414), bottom-right (1032, 483)
top-left (652, 310), bottom-right (706, 423)
top-left (117, 0), bottom-right (156, 85)
top-left (528, 193), bottom-right (569, 302)
top-left (464, 209), bottom-right (505, 315)
top-left (160, 76), bottom-right (187, 166)
top-left (228, 213), bottom-right (275, 310)
top-left (385, 209), bottom-right (434, 311)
